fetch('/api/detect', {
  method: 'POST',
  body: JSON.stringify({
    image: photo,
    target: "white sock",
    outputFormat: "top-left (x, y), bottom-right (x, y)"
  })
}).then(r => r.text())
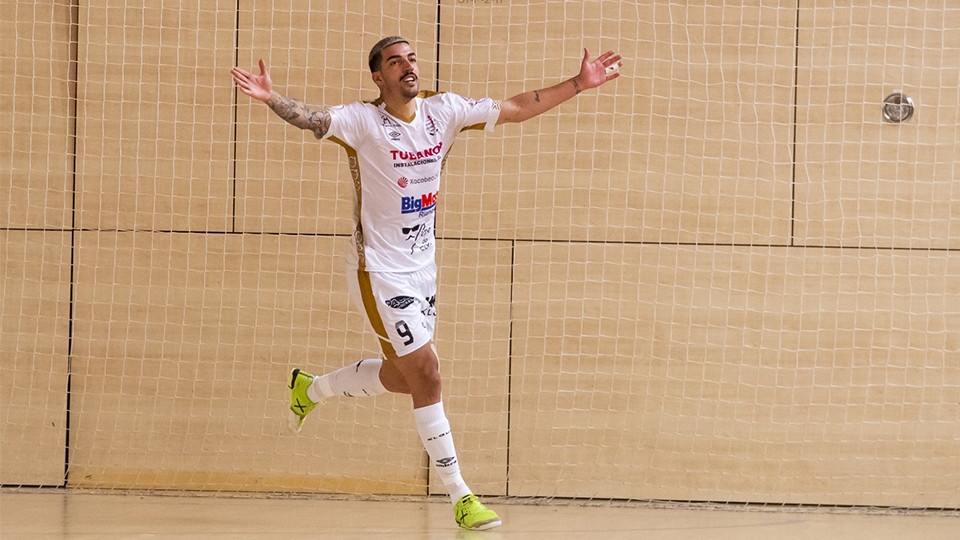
top-left (307, 358), bottom-right (388, 402)
top-left (414, 402), bottom-right (472, 504)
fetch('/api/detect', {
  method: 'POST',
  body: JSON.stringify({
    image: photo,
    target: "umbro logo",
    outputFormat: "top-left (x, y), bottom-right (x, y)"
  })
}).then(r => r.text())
top-left (380, 114), bottom-right (401, 141)
top-left (435, 456), bottom-right (458, 468)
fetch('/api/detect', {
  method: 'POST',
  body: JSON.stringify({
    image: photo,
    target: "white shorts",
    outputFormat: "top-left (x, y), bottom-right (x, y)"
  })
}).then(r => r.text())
top-left (346, 263), bottom-right (437, 358)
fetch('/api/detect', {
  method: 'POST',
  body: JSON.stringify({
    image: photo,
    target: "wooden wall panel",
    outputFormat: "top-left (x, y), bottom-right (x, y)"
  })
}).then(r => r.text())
top-left (67, 232), bottom-right (510, 495)
top-left (795, 0), bottom-right (960, 248)
top-left (510, 242), bottom-right (960, 507)
top-left (3, 0), bottom-right (957, 509)
top-left (75, 1), bottom-right (235, 232)
top-left (0, 1), bottom-right (73, 229)
top-left (0, 232), bottom-right (71, 485)
top-left (440, 1), bottom-right (795, 245)
top-left (69, 232), bottom-right (425, 493)
top-left (234, 0), bottom-right (439, 235)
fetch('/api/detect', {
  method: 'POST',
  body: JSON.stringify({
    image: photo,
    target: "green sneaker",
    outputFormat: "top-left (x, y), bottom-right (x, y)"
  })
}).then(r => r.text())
top-left (454, 494), bottom-right (502, 531)
top-left (288, 368), bottom-right (317, 433)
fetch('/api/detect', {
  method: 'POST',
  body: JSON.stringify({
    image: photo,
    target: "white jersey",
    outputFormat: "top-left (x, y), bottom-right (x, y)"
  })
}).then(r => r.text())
top-left (323, 91), bottom-right (501, 272)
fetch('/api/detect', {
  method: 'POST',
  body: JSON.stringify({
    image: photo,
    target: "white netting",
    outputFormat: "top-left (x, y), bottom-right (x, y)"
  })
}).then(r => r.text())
top-left (2, 0), bottom-right (958, 510)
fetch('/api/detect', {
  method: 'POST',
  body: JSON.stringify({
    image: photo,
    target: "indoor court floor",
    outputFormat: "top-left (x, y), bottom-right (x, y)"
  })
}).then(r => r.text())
top-left (1, 490), bottom-right (957, 539)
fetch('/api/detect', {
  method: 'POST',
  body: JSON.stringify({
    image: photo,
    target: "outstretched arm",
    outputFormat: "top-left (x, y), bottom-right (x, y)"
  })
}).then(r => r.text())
top-left (231, 59), bottom-right (331, 139)
top-left (496, 49), bottom-right (622, 125)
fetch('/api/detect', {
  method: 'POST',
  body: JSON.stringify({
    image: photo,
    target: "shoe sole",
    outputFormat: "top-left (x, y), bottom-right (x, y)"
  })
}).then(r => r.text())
top-left (461, 518), bottom-right (502, 531)
top-left (287, 411), bottom-right (303, 434)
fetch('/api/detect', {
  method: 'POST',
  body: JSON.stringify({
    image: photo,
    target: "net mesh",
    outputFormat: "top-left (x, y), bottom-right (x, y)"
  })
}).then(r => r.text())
top-left (2, 0), bottom-right (958, 510)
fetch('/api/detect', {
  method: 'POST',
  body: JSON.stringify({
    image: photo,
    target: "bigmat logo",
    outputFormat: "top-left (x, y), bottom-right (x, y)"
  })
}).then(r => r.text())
top-left (401, 192), bottom-right (438, 215)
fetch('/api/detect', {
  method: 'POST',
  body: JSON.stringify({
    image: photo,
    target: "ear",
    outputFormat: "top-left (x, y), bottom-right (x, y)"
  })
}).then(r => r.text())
top-left (371, 71), bottom-right (384, 89)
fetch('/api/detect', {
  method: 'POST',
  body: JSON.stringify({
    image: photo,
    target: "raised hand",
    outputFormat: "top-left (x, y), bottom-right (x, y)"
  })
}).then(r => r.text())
top-left (231, 59), bottom-right (273, 102)
top-left (575, 49), bottom-right (622, 91)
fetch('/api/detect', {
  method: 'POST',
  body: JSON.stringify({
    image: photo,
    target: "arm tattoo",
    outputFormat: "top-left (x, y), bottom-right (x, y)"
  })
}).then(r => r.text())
top-left (534, 90), bottom-right (541, 103)
top-left (267, 94), bottom-right (332, 138)
top-left (571, 77), bottom-right (582, 95)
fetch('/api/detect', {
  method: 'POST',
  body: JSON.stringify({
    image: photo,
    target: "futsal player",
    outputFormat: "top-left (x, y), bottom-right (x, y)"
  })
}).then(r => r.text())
top-left (231, 36), bottom-right (621, 530)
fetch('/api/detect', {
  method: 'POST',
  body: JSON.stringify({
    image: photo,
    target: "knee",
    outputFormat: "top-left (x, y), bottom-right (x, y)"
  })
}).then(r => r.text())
top-left (402, 358), bottom-right (440, 391)
top-left (414, 363), bottom-right (442, 391)
top-left (400, 347), bottom-right (442, 392)
top-left (381, 349), bottom-right (442, 395)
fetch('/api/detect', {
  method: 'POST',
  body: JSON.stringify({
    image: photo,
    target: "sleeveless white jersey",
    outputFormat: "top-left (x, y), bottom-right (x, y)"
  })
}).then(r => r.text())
top-left (323, 91), bottom-right (500, 272)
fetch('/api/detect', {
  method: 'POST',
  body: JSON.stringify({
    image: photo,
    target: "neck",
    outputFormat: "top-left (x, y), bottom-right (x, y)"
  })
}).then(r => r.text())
top-left (382, 94), bottom-right (417, 123)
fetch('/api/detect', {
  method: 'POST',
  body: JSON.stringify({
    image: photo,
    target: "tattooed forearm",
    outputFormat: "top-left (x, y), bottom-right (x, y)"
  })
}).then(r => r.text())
top-left (571, 77), bottom-right (582, 95)
top-left (267, 93), bottom-right (331, 138)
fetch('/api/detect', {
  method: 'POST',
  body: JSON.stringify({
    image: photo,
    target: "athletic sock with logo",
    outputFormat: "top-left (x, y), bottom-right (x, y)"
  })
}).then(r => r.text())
top-left (414, 401), bottom-right (472, 504)
top-left (307, 358), bottom-right (388, 402)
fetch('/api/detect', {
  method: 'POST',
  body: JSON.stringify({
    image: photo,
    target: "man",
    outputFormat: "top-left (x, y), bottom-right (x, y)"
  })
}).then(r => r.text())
top-left (231, 36), bottom-right (621, 531)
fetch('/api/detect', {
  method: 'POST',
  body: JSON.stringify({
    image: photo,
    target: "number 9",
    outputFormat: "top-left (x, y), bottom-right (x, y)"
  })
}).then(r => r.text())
top-left (395, 321), bottom-right (415, 346)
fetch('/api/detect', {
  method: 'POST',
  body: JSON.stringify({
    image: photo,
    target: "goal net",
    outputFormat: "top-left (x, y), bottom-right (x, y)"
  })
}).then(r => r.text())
top-left (2, 0), bottom-right (958, 510)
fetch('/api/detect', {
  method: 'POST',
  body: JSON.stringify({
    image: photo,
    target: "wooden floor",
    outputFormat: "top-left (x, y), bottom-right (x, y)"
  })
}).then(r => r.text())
top-left (1, 490), bottom-right (957, 539)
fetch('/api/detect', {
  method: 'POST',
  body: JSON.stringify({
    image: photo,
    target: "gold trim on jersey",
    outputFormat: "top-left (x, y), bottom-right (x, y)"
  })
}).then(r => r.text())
top-left (369, 90), bottom-right (441, 108)
top-left (357, 268), bottom-right (397, 358)
top-left (328, 135), bottom-right (396, 357)
top-left (371, 91), bottom-right (495, 132)
top-left (329, 136), bottom-right (367, 270)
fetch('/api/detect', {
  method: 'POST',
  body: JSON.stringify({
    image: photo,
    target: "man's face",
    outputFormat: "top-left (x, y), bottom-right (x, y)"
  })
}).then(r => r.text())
top-left (373, 42), bottom-right (419, 99)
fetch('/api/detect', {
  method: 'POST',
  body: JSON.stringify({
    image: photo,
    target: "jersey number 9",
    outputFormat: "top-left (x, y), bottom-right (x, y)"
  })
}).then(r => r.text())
top-left (395, 321), bottom-right (415, 346)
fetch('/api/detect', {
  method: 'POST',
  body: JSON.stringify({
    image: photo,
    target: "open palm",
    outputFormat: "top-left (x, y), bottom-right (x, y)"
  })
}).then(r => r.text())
top-left (231, 59), bottom-right (273, 102)
top-left (577, 49), bottom-right (622, 90)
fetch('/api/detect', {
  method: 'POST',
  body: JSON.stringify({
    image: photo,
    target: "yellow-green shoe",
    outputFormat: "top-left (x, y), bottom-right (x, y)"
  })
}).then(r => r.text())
top-left (454, 494), bottom-right (502, 531)
top-left (288, 368), bottom-right (317, 433)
